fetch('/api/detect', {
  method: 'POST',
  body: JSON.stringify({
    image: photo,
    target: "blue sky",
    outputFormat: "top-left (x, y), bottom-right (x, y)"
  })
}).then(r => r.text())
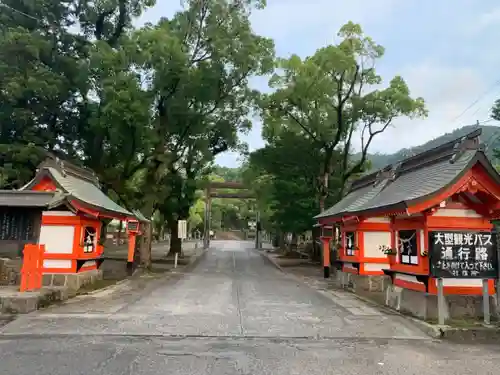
top-left (138, 0), bottom-right (500, 167)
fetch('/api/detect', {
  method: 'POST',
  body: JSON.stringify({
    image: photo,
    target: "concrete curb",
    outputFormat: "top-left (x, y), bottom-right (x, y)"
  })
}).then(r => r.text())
top-left (280, 267), bottom-right (500, 342)
top-left (182, 248), bottom-right (209, 273)
top-left (256, 249), bottom-right (285, 272)
top-left (80, 249), bottom-right (208, 298)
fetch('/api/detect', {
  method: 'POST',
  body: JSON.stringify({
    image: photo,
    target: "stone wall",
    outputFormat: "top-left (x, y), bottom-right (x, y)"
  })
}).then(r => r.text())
top-left (335, 270), bottom-right (389, 292)
top-left (384, 284), bottom-right (499, 321)
top-left (0, 258), bottom-right (22, 286)
top-left (42, 269), bottom-right (103, 292)
top-left (334, 270), bottom-right (391, 306)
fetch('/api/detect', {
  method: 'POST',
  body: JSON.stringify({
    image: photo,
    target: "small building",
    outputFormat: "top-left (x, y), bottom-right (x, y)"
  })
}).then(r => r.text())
top-left (315, 129), bottom-right (500, 320)
top-left (6, 157), bottom-right (136, 289)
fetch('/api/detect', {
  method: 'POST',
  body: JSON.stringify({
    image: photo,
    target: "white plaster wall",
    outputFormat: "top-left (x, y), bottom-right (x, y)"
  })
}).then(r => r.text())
top-left (363, 231), bottom-right (391, 258)
top-left (43, 260), bottom-right (72, 269)
top-left (396, 274), bottom-right (482, 287)
top-left (395, 274), bottom-right (421, 284)
top-left (432, 208), bottom-right (481, 218)
top-left (343, 263), bottom-right (357, 271)
top-left (364, 217), bottom-right (390, 223)
top-left (442, 279), bottom-right (483, 287)
top-left (39, 225), bottom-right (74, 254)
top-left (364, 263), bottom-right (386, 272)
top-left (43, 211), bottom-right (76, 216)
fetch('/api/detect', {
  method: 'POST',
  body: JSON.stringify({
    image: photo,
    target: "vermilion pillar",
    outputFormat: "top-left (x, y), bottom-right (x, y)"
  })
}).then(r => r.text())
top-left (322, 236), bottom-right (331, 278)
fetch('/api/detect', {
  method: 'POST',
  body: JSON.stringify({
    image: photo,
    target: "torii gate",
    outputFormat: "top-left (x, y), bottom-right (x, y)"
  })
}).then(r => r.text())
top-left (203, 181), bottom-right (260, 249)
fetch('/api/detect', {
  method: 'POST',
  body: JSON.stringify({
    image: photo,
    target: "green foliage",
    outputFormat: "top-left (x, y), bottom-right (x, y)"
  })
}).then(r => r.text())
top-left (0, 1), bottom-right (274, 254)
top-left (260, 22), bottom-right (427, 208)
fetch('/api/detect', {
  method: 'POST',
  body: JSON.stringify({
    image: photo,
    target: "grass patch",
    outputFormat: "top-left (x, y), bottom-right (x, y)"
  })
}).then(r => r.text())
top-left (77, 279), bottom-right (118, 295)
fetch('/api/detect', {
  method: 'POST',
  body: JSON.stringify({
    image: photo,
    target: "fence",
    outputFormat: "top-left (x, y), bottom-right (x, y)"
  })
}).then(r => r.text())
top-left (19, 244), bottom-right (45, 292)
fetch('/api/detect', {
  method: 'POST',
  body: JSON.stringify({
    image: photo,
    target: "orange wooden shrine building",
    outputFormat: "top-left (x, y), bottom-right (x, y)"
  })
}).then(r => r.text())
top-left (315, 129), bottom-right (500, 318)
top-left (0, 156), bottom-right (142, 289)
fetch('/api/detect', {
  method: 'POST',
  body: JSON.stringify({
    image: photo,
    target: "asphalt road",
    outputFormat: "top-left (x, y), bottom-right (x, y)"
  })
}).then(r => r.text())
top-left (0, 240), bottom-right (499, 374)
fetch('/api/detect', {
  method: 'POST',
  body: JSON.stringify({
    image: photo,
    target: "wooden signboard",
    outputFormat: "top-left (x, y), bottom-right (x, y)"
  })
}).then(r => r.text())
top-left (429, 230), bottom-right (498, 279)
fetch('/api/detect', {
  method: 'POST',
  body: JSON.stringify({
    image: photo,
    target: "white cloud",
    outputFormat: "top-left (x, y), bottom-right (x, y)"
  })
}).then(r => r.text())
top-left (368, 61), bottom-right (500, 154)
top-left (134, 1), bottom-right (500, 167)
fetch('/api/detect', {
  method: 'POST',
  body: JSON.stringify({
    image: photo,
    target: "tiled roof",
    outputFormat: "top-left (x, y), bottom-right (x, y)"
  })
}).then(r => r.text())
top-left (132, 209), bottom-right (150, 222)
top-left (314, 182), bottom-right (382, 219)
top-left (352, 149), bottom-right (476, 214)
top-left (21, 157), bottom-right (133, 218)
top-left (316, 129), bottom-right (490, 220)
top-left (0, 191), bottom-right (66, 208)
top-left (46, 167), bottom-right (133, 217)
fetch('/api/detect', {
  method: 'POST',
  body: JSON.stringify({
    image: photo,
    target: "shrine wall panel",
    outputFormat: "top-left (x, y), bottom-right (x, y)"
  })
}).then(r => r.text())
top-left (39, 225), bottom-right (74, 254)
top-left (364, 217), bottom-right (391, 223)
top-left (433, 208), bottom-right (481, 218)
top-left (43, 259), bottom-right (72, 269)
top-left (363, 231), bottom-right (391, 258)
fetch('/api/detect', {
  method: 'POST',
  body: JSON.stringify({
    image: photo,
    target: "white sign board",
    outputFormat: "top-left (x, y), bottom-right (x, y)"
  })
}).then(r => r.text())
top-left (178, 220), bottom-right (187, 239)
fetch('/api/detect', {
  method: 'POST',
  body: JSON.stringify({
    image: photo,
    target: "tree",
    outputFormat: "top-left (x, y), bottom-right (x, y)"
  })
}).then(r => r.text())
top-left (261, 22), bottom-right (427, 211)
top-left (0, 0), bottom-right (157, 267)
top-left (248, 131), bottom-right (322, 232)
top-left (0, 0), bottom-right (87, 187)
top-left (132, 0), bottom-right (275, 253)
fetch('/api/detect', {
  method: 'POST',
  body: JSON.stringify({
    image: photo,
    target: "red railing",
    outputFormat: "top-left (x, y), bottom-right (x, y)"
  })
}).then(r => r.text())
top-left (20, 244), bottom-right (45, 292)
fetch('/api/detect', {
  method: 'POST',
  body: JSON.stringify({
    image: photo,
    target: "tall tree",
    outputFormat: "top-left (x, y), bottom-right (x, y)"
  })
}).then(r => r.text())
top-left (261, 22), bottom-right (427, 211)
top-left (133, 0), bottom-right (275, 253)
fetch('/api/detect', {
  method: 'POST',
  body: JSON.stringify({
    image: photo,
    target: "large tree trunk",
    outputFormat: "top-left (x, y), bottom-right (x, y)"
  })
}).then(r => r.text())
top-left (168, 219), bottom-right (182, 255)
top-left (139, 221), bottom-right (152, 269)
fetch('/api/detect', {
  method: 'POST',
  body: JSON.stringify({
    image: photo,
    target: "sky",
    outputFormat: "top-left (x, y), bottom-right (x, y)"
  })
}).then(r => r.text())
top-left (137, 0), bottom-right (500, 167)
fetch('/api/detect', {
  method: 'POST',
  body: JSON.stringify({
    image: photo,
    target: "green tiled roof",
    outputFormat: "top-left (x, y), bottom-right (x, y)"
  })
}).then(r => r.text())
top-left (354, 149), bottom-right (475, 214)
top-left (46, 167), bottom-right (133, 217)
top-left (315, 129), bottom-right (492, 220)
top-left (314, 182), bottom-right (382, 219)
top-left (132, 209), bottom-right (150, 222)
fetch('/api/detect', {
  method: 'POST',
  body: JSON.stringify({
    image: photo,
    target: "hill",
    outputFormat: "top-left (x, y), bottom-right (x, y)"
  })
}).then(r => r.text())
top-left (363, 125), bottom-right (500, 171)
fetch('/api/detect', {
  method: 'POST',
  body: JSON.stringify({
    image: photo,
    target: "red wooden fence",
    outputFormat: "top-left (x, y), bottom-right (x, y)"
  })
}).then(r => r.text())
top-left (20, 244), bottom-right (45, 292)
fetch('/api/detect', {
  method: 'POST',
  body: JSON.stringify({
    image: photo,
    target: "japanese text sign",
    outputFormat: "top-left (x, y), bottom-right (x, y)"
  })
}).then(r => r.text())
top-left (429, 231), bottom-right (498, 279)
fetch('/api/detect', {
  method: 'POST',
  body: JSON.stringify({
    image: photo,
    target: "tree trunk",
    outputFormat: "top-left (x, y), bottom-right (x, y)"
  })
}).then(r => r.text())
top-left (169, 219), bottom-right (182, 255)
top-left (139, 221), bottom-right (152, 269)
top-left (319, 172), bottom-right (329, 212)
top-left (159, 223), bottom-right (165, 242)
top-left (290, 232), bottom-right (298, 252)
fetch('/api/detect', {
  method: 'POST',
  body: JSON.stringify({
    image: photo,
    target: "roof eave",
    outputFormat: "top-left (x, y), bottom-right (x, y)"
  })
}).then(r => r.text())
top-left (348, 202), bottom-right (408, 218)
top-left (69, 197), bottom-right (133, 220)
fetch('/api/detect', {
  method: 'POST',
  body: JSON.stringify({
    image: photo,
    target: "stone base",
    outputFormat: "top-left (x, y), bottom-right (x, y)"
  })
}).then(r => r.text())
top-left (335, 270), bottom-right (390, 293)
top-left (0, 286), bottom-right (69, 314)
top-left (42, 269), bottom-right (103, 292)
top-left (0, 258), bottom-right (22, 286)
top-left (385, 284), bottom-right (499, 321)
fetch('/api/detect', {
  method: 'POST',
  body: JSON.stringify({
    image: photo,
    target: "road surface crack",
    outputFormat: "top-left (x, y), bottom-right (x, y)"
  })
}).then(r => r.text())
top-left (232, 251), bottom-right (245, 336)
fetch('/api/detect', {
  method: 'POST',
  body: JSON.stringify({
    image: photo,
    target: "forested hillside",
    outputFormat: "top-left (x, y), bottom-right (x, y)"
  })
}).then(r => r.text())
top-left (363, 125), bottom-right (500, 170)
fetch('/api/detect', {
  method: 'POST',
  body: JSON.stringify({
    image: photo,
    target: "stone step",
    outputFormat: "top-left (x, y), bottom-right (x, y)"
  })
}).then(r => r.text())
top-left (0, 286), bottom-right (70, 314)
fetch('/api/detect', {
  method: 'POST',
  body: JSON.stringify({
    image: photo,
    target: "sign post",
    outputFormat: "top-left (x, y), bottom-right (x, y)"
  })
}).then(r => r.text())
top-left (178, 220), bottom-right (187, 240)
top-left (482, 278), bottom-right (490, 325)
top-left (429, 230), bottom-right (498, 325)
top-left (437, 278), bottom-right (445, 325)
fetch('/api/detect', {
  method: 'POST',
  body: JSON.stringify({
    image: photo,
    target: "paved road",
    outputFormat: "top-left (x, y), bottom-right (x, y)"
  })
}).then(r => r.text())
top-left (0, 241), bottom-right (499, 374)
